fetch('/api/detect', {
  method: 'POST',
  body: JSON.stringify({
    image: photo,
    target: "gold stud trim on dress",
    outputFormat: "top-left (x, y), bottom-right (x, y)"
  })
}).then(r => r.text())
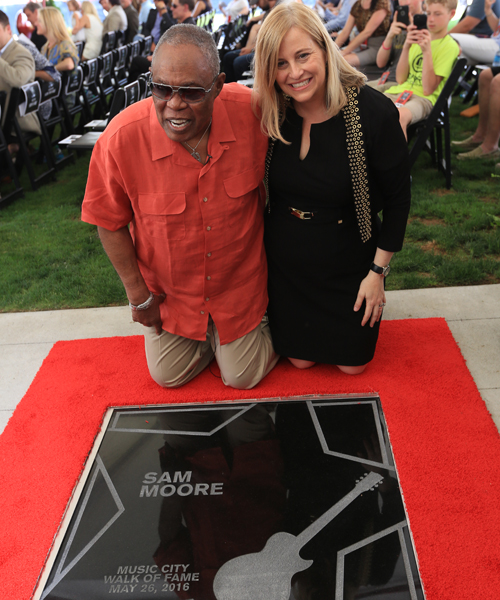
top-left (343, 86), bottom-right (372, 243)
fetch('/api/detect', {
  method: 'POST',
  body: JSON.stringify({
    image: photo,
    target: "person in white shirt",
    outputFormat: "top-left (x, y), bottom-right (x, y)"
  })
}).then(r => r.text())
top-left (72, 0), bottom-right (104, 59)
top-left (219, 0), bottom-right (249, 20)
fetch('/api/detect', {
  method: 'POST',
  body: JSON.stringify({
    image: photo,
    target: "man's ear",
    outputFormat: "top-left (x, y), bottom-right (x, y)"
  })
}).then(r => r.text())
top-left (214, 72), bottom-right (226, 97)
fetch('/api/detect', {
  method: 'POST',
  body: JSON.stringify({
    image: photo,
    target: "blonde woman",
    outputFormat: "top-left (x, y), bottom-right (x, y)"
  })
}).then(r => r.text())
top-left (253, 3), bottom-right (410, 374)
top-left (37, 6), bottom-right (79, 71)
top-left (68, 0), bottom-right (86, 42)
top-left (72, 0), bottom-right (104, 59)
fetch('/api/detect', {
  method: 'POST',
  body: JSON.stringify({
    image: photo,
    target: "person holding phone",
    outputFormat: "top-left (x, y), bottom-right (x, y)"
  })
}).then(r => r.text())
top-left (368, 0), bottom-right (423, 91)
top-left (382, 0), bottom-right (460, 137)
top-left (333, 0), bottom-right (391, 68)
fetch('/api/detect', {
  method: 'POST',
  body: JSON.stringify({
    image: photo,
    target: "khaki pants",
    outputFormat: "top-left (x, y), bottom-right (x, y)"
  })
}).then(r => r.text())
top-left (144, 316), bottom-right (279, 390)
top-left (384, 92), bottom-right (433, 124)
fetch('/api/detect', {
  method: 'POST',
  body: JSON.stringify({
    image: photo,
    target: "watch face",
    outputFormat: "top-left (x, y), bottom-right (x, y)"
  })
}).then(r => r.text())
top-left (383, 265), bottom-right (391, 277)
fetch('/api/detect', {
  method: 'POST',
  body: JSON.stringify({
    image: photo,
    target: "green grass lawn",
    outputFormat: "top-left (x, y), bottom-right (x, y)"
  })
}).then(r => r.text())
top-left (0, 96), bottom-right (499, 313)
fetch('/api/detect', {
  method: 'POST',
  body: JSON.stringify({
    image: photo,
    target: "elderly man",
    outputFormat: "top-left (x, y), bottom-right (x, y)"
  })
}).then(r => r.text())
top-left (127, 0), bottom-right (194, 82)
top-left (23, 2), bottom-right (46, 51)
top-left (101, 0), bottom-right (128, 36)
top-left (0, 10), bottom-right (40, 136)
top-left (82, 25), bottom-right (278, 389)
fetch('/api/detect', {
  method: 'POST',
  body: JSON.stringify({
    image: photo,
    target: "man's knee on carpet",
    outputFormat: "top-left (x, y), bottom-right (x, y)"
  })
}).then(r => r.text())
top-left (144, 327), bottom-right (214, 388)
top-left (214, 319), bottom-right (279, 390)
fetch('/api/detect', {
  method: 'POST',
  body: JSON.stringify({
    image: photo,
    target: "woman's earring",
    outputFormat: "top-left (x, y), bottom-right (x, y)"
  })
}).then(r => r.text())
top-left (283, 93), bottom-right (292, 102)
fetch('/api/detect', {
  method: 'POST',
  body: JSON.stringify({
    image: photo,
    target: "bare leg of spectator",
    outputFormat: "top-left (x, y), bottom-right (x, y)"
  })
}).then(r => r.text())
top-left (479, 73), bottom-right (500, 154)
top-left (343, 53), bottom-right (360, 68)
top-left (470, 68), bottom-right (494, 144)
top-left (396, 106), bottom-right (412, 140)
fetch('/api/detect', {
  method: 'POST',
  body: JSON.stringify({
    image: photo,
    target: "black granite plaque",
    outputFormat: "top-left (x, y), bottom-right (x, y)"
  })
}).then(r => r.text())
top-left (37, 396), bottom-right (425, 600)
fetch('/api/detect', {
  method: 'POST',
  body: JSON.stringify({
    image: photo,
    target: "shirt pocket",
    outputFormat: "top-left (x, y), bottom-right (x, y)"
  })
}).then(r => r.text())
top-left (223, 168), bottom-right (261, 228)
top-left (223, 168), bottom-right (260, 202)
top-left (138, 193), bottom-right (186, 240)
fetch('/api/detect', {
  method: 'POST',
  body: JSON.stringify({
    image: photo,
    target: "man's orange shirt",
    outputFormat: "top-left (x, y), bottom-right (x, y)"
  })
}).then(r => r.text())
top-left (82, 84), bottom-right (269, 345)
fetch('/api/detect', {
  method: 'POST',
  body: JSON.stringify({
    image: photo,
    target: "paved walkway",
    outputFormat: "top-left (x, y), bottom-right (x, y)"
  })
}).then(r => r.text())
top-left (1, 284), bottom-right (499, 435)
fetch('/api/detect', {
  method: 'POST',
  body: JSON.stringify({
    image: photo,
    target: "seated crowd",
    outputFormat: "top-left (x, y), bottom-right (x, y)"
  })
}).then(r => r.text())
top-left (1, 0), bottom-right (499, 167)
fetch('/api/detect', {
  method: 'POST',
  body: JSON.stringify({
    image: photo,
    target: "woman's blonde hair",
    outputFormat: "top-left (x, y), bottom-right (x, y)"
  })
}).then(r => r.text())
top-left (81, 0), bottom-right (100, 18)
top-left (253, 2), bottom-right (366, 143)
top-left (39, 6), bottom-right (73, 44)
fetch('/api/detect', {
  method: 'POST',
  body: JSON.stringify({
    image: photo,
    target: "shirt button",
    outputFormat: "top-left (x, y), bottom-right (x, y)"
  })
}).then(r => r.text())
top-left (207, 252), bottom-right (211, 257)
top-left (203, 197), bottom-right (208, 202)
top-left (205, 297), bottom-right (209, 302)
top-left (207, 226), bottom-right (211, 231)
top-left (200, 310), bottom-right (205, 315)
top-left (207, 276), bottom-right (211, 280)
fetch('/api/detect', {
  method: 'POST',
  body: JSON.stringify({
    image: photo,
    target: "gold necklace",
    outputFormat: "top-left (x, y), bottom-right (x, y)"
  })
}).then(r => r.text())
top-left (182, 119), bottom-right (212, 163)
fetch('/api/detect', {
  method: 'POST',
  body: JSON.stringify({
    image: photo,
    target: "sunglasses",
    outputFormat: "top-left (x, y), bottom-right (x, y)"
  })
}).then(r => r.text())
top-left (149, 74), bottom-right (219, 104)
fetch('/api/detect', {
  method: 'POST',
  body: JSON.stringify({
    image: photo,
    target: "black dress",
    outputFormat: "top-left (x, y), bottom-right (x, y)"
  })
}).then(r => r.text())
top-left (265, 86), bottom-right (411, 366)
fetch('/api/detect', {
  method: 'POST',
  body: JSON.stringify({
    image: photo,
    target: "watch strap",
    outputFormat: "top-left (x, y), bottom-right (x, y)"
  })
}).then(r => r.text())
top-left (370, 262), bottom-right (390, 276)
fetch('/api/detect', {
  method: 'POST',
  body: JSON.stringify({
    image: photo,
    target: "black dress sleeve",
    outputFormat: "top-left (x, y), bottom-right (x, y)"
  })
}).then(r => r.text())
top-left (358, 85), bottom-right (411, 252)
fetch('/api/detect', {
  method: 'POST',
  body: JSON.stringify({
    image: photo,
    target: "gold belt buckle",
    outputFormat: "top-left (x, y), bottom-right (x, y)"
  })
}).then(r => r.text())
top-left (289, 207), bottom-right (314, 220)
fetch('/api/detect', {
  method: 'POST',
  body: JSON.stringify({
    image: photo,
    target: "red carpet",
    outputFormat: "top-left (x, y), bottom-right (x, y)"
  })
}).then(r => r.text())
top-left (1, 318), bottom-right (499, 600)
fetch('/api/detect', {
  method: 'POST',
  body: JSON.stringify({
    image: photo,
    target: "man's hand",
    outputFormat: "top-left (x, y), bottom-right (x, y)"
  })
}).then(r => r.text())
top-left (131, 293), bottom-right (166, 335)
top-left (404, 23), bottom-right (419, 46)
top-left (239, 46), bottom-right (253, 55)
top-left (353, 271), bottom-right (386, 328)
top-left (415, 28), bottom-right (432, 53)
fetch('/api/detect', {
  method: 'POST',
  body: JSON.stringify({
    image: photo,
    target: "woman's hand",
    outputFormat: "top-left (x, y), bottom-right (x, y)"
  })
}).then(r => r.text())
top-left (388, 12), bottom-right (406, 39)
top-left (353, 270), bottom-right (386, 328)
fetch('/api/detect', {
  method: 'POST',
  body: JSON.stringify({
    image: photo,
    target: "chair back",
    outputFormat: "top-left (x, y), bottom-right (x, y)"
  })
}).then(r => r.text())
top-left (101, 30), bottom-right (116, 54)
top-left (39, 79), bottom-right (62, 103)
top-left (137, 75), bottom-right (148, 99)
top-left (99, 51), bottom-right (114, 79)
top-left (18, 81), bottom-right (42, 116)
top-left (142, 35), bottom-right (152, 56)
top-left (128, 39), bottom-right (141, 66)
top-left (114, 45), bottom-right (128, 71)
top-left (407, 57), bottom-right (467, 188)
top-left (123, 80), bottom-right (140, 107)
top-left (115, 29), bottom-right (125, 47)
top-left (83, 58), bottom-right (99, 86)
top-left (75, 40), bottom-right (85, 60)
top-left (64, 66), bottom-right (84, 95)
top-left (108, 80), bottom-right (142, 123)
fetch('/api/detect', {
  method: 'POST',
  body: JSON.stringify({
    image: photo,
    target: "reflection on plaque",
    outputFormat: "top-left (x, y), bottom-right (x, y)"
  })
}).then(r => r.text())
top-left (36, 396), bottom-right (425, 600)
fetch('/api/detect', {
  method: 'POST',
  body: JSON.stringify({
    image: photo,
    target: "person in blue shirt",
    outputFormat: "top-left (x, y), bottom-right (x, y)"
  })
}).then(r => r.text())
top-left (450, 0), bottom-right (500, 36)
top-left (317, 0), bottom-right (356, 33)
top-left (139, 0), bottom-right (155, 25)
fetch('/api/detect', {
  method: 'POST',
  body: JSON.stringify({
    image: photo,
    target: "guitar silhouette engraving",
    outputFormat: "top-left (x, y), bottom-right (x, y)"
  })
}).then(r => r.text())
top-left (213, 471), bottom-right (384, 600)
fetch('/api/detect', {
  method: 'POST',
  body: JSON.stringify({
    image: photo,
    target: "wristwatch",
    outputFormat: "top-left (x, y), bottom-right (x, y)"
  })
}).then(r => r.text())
top-left (370, 262), bottom-right (391, 277)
